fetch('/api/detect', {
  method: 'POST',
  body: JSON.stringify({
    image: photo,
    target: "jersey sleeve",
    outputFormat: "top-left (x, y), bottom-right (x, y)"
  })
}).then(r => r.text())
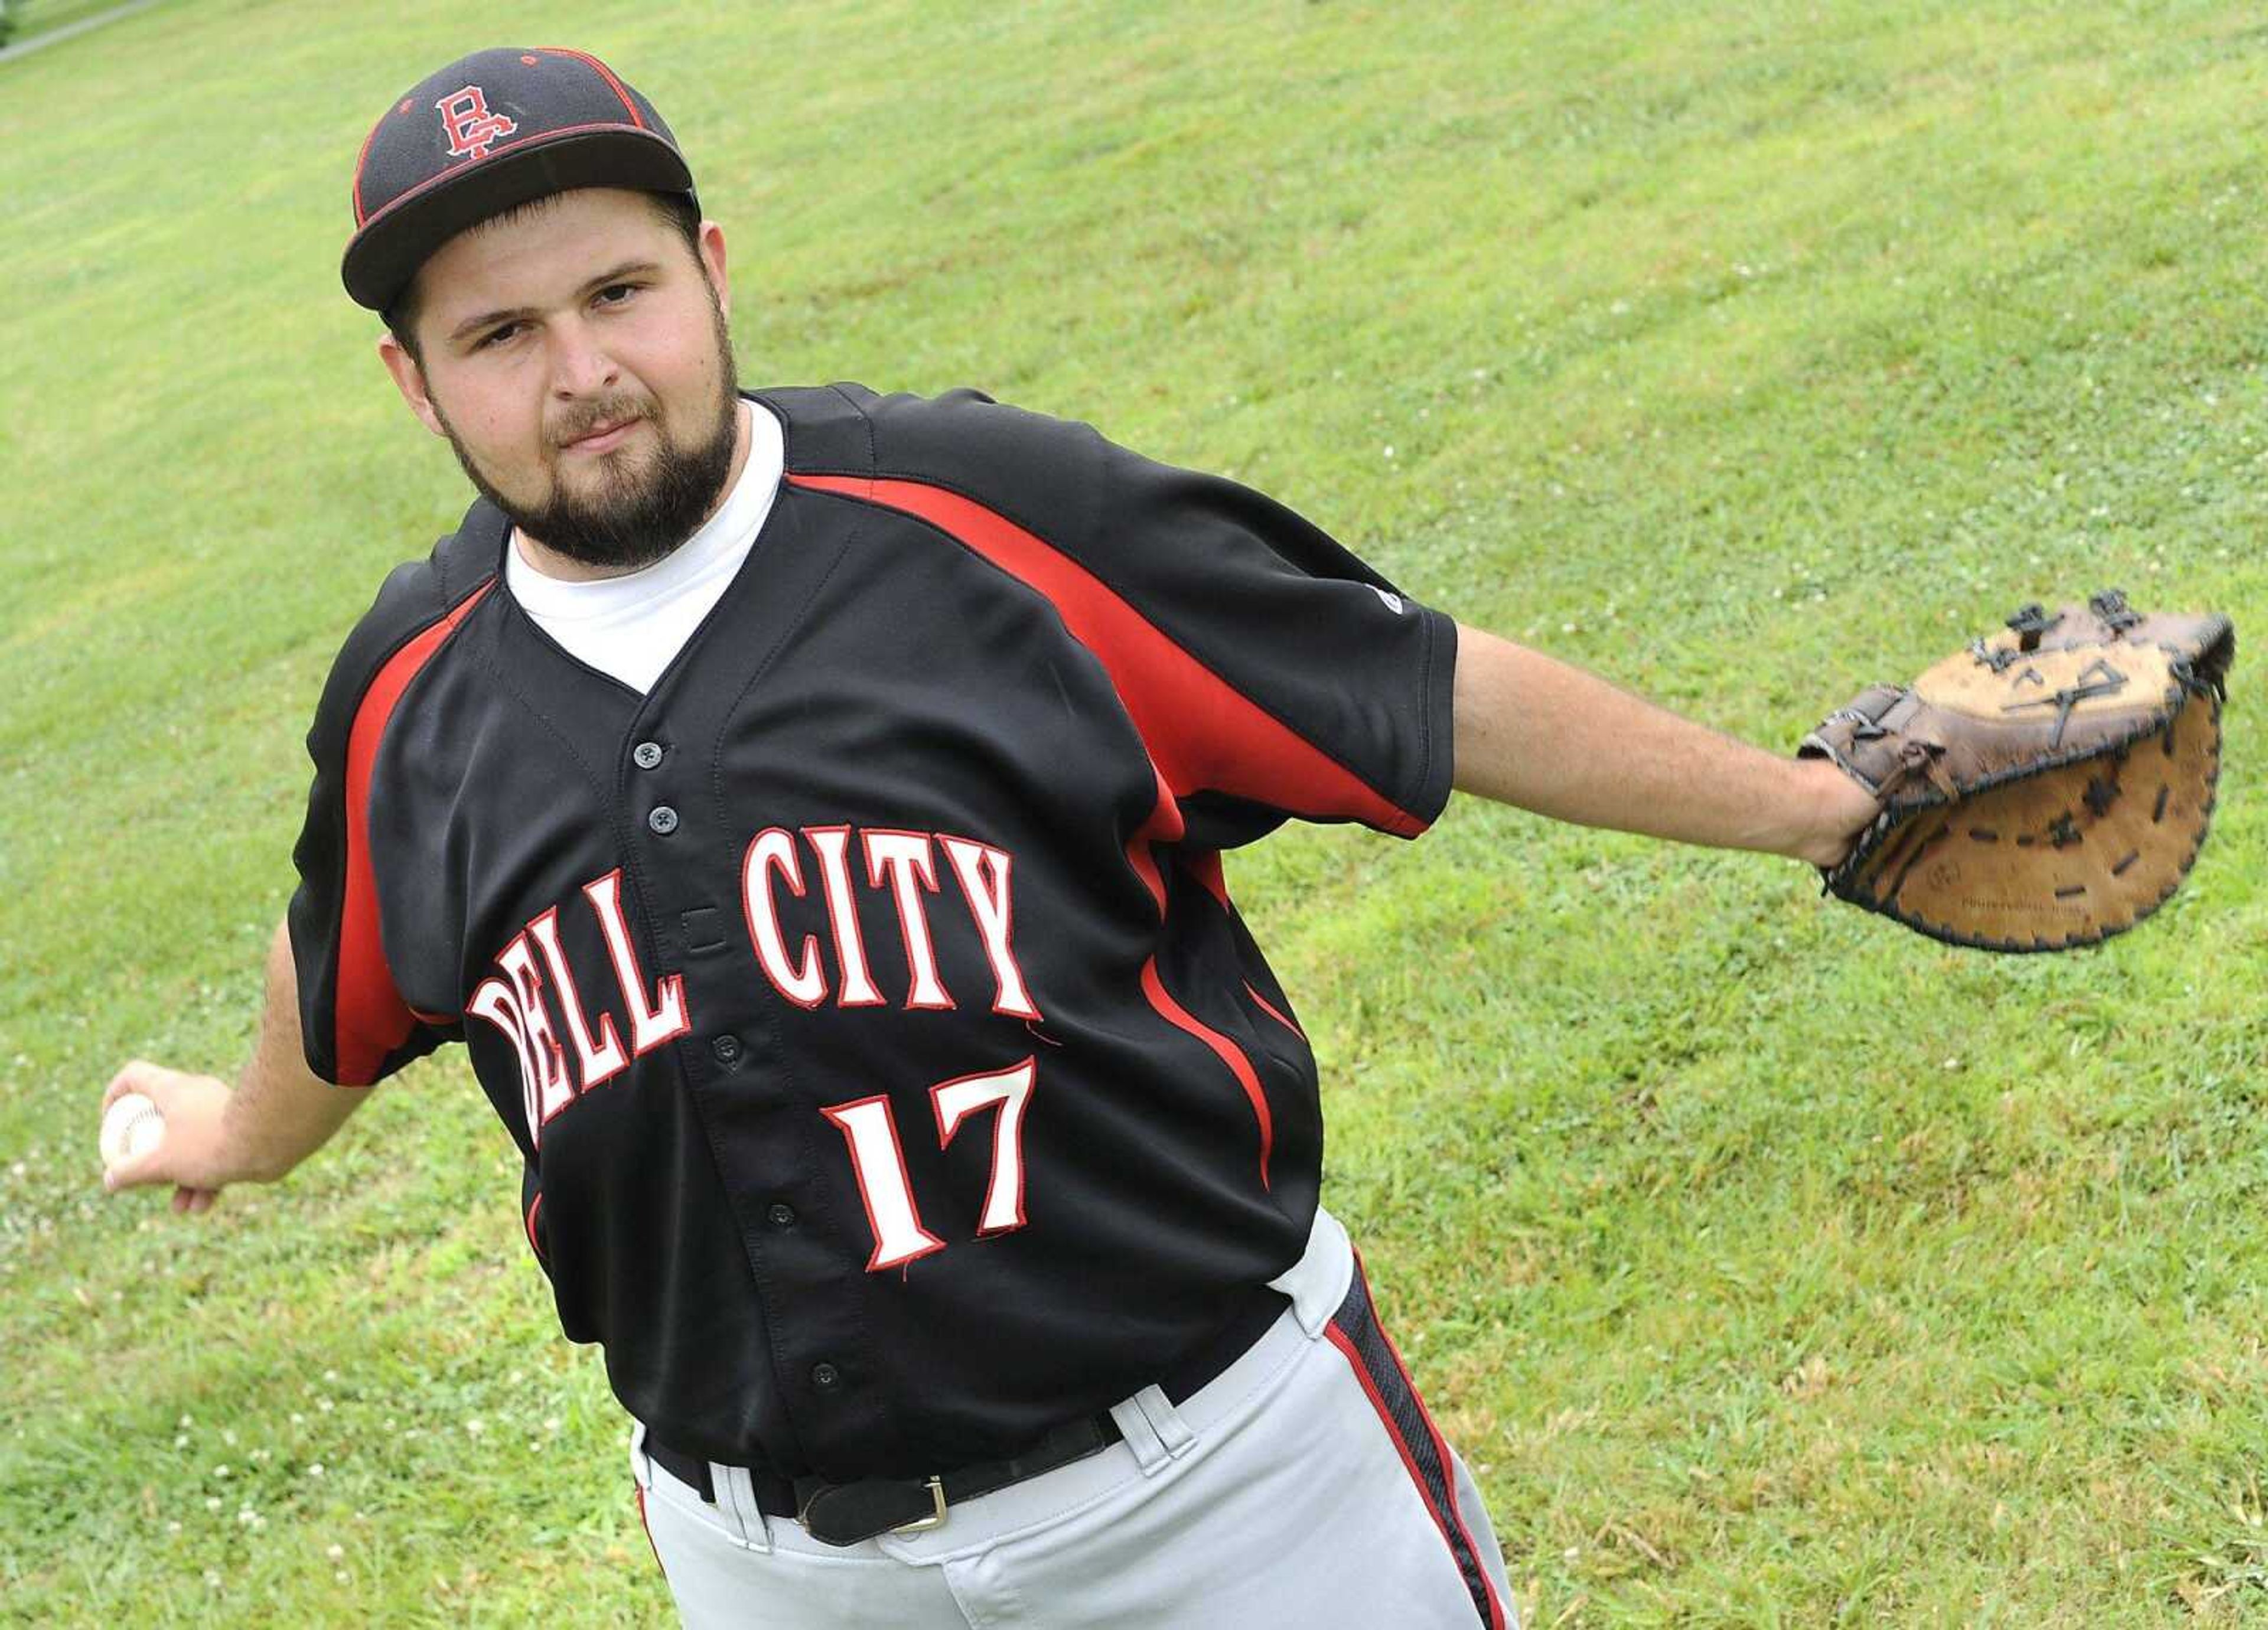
top-left (840, 387), bottom-right (1458, 850)
top-left (286, 556), bottom-right (482, 1087)
top-left (1082, 429), bottom-right (1458, 848)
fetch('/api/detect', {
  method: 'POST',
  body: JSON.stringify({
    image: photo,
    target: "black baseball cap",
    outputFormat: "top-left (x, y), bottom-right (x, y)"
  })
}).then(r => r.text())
top-left (342, 46), bottom-right (698, 314)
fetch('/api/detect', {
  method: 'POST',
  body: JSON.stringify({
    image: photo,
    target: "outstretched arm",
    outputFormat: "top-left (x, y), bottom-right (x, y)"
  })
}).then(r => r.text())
top-left (100, 918), bottom-right (366, 1213)
top-left (1451, 622), bottom-right (1877, 866)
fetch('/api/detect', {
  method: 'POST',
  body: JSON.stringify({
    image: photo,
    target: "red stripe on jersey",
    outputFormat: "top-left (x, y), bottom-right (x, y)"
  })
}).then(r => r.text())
top-left (796, 476), bottom-right (1298, 1188)
top-left (524, 1191), bottom-right (546, 1264)
top-left (1140, 956), bottom-right (1272, 1190)
top-left (1123, 767), bottom-right (1270, 1185)
top-left (1243, 981), bottom-right (1308, 1044)
top-left (1183, 849), bottom-right (1231, 910)
top-left (1182, 847), bottom-right (1312, 1045)
top-left (336, 581), bottom-right (496, 1084)
top-left (784, 472), bottom-right (1428, 834)
top-left (1181, 849), bottom-right (1310, 1041)
top-left (1125, 762), bottom-right (1184, 913)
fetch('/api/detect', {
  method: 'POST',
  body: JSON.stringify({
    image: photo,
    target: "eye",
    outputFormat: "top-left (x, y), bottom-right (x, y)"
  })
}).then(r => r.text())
top-left (596, 282), bottom-right (640, 308)
top-left (477, 321), bottom-right (521, 350)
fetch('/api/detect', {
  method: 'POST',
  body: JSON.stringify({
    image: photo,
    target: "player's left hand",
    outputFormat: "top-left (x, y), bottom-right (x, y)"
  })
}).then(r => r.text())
top-left (1791, 758), bottom-right (1887, 871)
top-left (1799, 593), bottom-right (2233, 951)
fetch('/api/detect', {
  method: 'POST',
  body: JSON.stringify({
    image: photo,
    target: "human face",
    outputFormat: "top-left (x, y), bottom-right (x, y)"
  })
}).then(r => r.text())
top-left (379, 188), bottom-right (742, 575)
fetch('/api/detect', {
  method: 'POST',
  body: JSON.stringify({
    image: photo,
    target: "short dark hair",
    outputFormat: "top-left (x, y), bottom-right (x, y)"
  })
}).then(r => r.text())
top-left (383, 190), bottom-right (705, 369)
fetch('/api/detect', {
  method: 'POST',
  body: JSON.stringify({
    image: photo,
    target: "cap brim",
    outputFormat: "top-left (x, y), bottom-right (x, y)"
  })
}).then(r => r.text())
top-left (341, 126), bottom-right (696, 312)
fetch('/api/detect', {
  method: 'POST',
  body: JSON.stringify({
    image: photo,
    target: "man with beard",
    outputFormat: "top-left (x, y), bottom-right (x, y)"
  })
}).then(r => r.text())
top-left (100, 46), bottom-right (1877, 1630)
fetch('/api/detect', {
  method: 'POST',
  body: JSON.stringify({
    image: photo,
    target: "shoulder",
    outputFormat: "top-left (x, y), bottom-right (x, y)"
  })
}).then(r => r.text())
top-left (760, 382), bottom-right (1106, 476)
top-left (758, 382), bottom-right (1116, 539)
top-left (311, 498), bottom-right (507, 734)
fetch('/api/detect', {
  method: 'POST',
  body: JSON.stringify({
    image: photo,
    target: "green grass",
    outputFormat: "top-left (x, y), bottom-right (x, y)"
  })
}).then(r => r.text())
top-left (5, 1), bottom-right (2268, 1623)
top-left (4, 0), bottom-right (148, 46)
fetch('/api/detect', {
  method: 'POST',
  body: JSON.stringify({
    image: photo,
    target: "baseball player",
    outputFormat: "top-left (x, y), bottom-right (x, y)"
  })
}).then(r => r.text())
top-left (100, 47), bottom-right (1881, 1629)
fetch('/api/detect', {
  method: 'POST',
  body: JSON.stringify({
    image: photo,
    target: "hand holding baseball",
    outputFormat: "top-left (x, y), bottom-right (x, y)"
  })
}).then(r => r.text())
top-left (99, 1061), bottom-right (239, 1215)
top-left (100, 1091), bottom-right (165, 1168)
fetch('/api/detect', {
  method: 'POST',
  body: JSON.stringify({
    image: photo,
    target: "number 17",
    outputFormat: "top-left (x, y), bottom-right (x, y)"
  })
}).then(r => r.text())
top-left (820, 1057), bottom-right (1037, 1272)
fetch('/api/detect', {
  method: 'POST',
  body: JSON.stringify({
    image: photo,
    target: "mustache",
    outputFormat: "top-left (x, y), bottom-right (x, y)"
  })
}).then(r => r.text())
top-left (553, 400), bottom-right (654, 447)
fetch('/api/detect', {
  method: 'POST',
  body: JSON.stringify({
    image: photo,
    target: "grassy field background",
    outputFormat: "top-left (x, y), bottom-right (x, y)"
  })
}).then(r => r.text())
top-left (1, 0), bottom-right (144, 48)
top-left (5, 1), bottom-right (2267, 1624)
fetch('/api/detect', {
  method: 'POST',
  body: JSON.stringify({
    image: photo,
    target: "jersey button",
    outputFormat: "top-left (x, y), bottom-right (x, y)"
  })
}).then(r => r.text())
top-left (766, 1202), bottom-right (797, 1229)
top-left (647, 806), bottom-right (680, 835)
top-left (810, 1362), bottom-right (842, 1390)
top-left (711, 1034), bottom-right (742, 1064)
top-left (632, 741), bottom-right (664, 770)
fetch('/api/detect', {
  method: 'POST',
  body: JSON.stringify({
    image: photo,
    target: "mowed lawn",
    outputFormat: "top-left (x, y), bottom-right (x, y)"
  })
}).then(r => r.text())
top-left (5, 2), bottom-right (2267, 1624)
top-left (2, 0), bottom-right (138, 48)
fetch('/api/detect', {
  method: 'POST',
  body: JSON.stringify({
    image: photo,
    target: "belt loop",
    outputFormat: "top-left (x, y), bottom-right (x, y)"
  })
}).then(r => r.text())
top-left (1107, 1391), bottom-right (1172, 1474)
top-left (1132, 1383), bottom-right (1196, 1460)
top-left (712, 1462), bottom-right (775, 1553)
top-left (1267, 1207), bottom-right (1354, 1338)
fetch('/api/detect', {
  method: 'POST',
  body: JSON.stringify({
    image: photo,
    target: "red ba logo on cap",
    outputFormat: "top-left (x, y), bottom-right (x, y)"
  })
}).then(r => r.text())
top-left (436, 85), bottom-right (518, 161)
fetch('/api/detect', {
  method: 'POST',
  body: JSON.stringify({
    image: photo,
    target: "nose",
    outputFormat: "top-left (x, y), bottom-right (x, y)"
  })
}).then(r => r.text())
top-left (549, 314), bottom-right (620, 401)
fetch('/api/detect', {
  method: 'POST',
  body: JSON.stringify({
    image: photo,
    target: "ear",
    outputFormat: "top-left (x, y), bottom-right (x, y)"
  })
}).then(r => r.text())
top-left (696, 219), bottom-right (729, 322)
top-left (377, 333), bottom-right (449, 439)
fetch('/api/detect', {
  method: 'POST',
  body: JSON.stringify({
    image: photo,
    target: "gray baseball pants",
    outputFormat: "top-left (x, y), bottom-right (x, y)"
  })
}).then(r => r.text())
top-left (628, 1211), bottom-right (1517, 1628)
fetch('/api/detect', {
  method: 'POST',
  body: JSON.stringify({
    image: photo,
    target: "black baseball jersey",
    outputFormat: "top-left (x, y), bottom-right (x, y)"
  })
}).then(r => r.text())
top-left (288, 384), bottom-right (1457, 1480)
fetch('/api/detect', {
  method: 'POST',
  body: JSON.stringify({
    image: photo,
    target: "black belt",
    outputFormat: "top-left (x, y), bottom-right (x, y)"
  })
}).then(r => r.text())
top-left (644, 1286), bottom-right (1284, 1547)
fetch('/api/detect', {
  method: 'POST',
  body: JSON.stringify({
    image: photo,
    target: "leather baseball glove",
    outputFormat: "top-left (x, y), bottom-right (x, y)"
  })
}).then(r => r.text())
top-left (1800, 591), bottom-right (2234, 951)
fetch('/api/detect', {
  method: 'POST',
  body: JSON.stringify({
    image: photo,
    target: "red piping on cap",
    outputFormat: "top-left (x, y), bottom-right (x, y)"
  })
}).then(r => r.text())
top-left (350, 118), bottom-right (670, 238)
top-left (349, 114), bottom-right (386, 227)
top-left (539, 46), bottom-right (646, 128)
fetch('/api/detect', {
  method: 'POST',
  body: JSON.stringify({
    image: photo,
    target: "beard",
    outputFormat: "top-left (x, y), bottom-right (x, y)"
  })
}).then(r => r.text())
top-left (434, 296), bottom-right (742, 573)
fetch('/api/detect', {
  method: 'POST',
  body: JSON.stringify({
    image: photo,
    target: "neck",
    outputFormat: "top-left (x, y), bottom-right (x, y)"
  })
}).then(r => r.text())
top-left (515, 397), bottom-right (754, 583)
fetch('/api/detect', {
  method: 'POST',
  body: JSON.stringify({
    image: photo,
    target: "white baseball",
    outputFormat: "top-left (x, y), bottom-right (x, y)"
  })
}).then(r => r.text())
top-left (100, 1091), bottom-right (166, 1170)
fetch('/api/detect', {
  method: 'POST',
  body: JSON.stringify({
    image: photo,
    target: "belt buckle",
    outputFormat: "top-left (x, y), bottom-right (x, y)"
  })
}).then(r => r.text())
top-left (890, 1475), bottom-right (949, 1535)
top-left (795, 1474), bottom-right (950, 1543)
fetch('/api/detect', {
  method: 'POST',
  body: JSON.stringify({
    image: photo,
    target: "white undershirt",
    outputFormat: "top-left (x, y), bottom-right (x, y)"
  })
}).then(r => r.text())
top-left (505, 400), bottom-right (783, 695)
